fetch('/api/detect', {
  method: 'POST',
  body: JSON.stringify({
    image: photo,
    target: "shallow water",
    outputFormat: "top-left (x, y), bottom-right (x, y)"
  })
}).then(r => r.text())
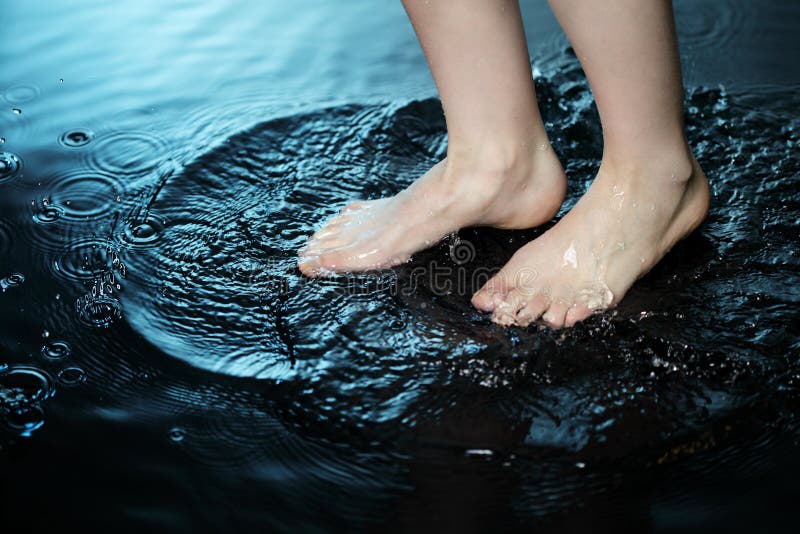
top-left (2, 0), bottom-right (799, 531)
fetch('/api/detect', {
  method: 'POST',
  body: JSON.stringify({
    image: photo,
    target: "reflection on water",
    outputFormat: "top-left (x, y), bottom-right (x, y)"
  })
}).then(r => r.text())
top-left (1, 0), bottom-right (799, 531)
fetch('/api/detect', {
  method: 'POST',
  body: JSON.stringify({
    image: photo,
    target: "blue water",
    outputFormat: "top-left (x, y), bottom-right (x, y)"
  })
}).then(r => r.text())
top-left (1, 0), bottom-right (799, 531)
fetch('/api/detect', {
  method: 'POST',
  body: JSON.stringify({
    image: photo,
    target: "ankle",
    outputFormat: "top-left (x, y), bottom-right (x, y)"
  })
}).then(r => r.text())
top-left (443, 137), bottom-right (561, 187)
top-left (601, 142), bottom-right (696, 187)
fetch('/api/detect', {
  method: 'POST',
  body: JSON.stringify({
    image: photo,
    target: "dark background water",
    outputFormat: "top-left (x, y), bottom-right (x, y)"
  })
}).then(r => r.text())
top-left (1, 0), bottom-right (799, 531)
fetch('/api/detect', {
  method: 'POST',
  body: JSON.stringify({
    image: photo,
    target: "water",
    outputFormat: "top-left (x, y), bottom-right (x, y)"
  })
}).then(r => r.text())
top-left (1, 0), bottom-right (799, 531)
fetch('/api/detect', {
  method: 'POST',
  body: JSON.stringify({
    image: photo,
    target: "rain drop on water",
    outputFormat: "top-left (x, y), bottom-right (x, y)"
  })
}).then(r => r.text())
top-left (169, 427), bottom-right (186, 443)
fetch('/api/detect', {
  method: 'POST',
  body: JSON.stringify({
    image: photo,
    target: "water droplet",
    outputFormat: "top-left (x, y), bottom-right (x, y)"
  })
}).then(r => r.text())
top-left (11, 108), bottom-right (22, 115)
top-left (0, 137), bottom-right (5, 143)
top-left (58, 78), bottom-right (64, 83)
top-left (465, 449), bottom-right (494, 457)
top-left (41, 330), bottom-right (49, 339)
top-left (575, 462), bottom-right (586, 469)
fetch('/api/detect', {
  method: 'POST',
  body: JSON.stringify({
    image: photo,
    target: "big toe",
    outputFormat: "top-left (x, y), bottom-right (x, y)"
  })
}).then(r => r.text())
top-left (471, 276), bottom-right (509, 312)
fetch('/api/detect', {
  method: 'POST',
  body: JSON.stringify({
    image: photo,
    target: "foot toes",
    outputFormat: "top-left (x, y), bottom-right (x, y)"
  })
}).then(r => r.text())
top-left (542, 300), bottom-right (570, 329)
top-left (491, 289), bottom-right (526, 325)
top-left (516, 294), bottom-right (550, 326)
top-left (297, 255), bottom-right (322, 277)
top-left (471, 276), bottom-right (509, 312)
top-left (565, 303), bottom-right (593, 327)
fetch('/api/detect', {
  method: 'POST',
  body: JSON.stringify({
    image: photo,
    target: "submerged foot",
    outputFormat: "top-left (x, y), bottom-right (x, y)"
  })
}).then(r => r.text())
top-left (472, 154), bottom-right (710, 328)
top-left (298, 146), bottom-right (566, 276)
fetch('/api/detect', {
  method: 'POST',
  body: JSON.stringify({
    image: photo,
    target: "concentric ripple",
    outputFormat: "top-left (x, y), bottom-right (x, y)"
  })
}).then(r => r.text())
top-left (121, 214), bottom-right (165, 248)
top-left (39, 169), bottom-right (123, 222)
top-left (0, 151), bottom-right (23, 183)
top-left (58, 128), bottom-right (95, 148)
top-left (52, 238), bottom-right (115, 282)
top-left (57, 366), bottom-right (86, 386)
top-left (2, 84), bottom-right (40, 104)
top-left (75, 295), bottom-right (123, 328)
top-left (121, 62), bottom-right (800, 458)
top-left (85, 131), bottom-right (168, 176)
top-left (41, 340), bottom-right (71, 361)
top-left (0, 365), bottom-right (55, 437)
top-left (0, 218), bottom-right (13, 256)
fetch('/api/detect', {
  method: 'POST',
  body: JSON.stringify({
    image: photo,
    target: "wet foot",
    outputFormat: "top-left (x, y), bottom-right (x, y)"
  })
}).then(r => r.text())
top-left (472, 154), bottom-right (710, 328)
top-left (298, 146), bottom-right (566, 276)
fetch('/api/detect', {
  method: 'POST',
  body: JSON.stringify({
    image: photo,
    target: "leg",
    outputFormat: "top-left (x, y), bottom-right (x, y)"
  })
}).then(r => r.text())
top-left (298, 0), bottom-right (565, 276)
top-left (473, 0), bottom-right (710, 328)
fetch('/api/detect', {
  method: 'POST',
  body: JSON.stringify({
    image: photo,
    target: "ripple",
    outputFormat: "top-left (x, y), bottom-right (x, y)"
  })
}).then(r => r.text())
top-left (41, 169), bottom-right (123, 221)
top-left (2, 84), bottom-right (40, 104)
top-left (0, 365), bottom-right (54, 437)
top-left (57, 366), bottom-right (87, 387)
top-left (0, 151), bottom-right (23, 183)
top-left (0, 365), bottom-right (54, 406)
top-left (121, 215), bottom-right (165, 248)
top-left (675, 0), bottom-right (748, 51)
top-left (58, 128), bottom-right (95, 148)
top-left (115, 56), bottom-right (800, 461)
top-left (41, 340), bottom-right (71, 361)
top-left (75, 295), bottom-right (122, 328)
top-left (52, 239), bottom-right (115, 282)
top-left (85, 131), bottom-right (168, 176)
top-left (0, 218), bottom-right (13, 256)
top-left (32, 202), bottom-right (66, 224)
top-left (168, 427), bottom-right (186, 443)
top-left (0, 272), bottom-right (25, 291)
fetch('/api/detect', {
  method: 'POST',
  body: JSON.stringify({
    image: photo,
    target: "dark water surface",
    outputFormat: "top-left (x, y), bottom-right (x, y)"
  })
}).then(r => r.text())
top-left (2, 0), bottom-right (799, 531)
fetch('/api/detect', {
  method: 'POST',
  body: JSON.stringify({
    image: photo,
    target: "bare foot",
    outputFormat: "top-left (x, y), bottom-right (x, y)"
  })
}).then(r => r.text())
top-left (298, 146), bottom-right (566, 276)
top-left (471, 154), bottom-right (710, 328)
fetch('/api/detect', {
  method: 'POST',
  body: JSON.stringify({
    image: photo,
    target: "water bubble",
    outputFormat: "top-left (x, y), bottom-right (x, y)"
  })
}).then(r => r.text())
top-left (41, 340), bottom-right (71, 361)
top-left (0, 137), bottom-right (5, 143)
top-left (57, 366), bottom-right (86, 387)
top-left (169, 427), bottom-right (186, 443)
top-left (0, 151), bottom-right (23, 183)
top-left (42, 330), bottom-right (49, 339)
top-left (11, 108), bottom-right (22, 115)
top-left (58, 128), bottom-right (95, 149)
